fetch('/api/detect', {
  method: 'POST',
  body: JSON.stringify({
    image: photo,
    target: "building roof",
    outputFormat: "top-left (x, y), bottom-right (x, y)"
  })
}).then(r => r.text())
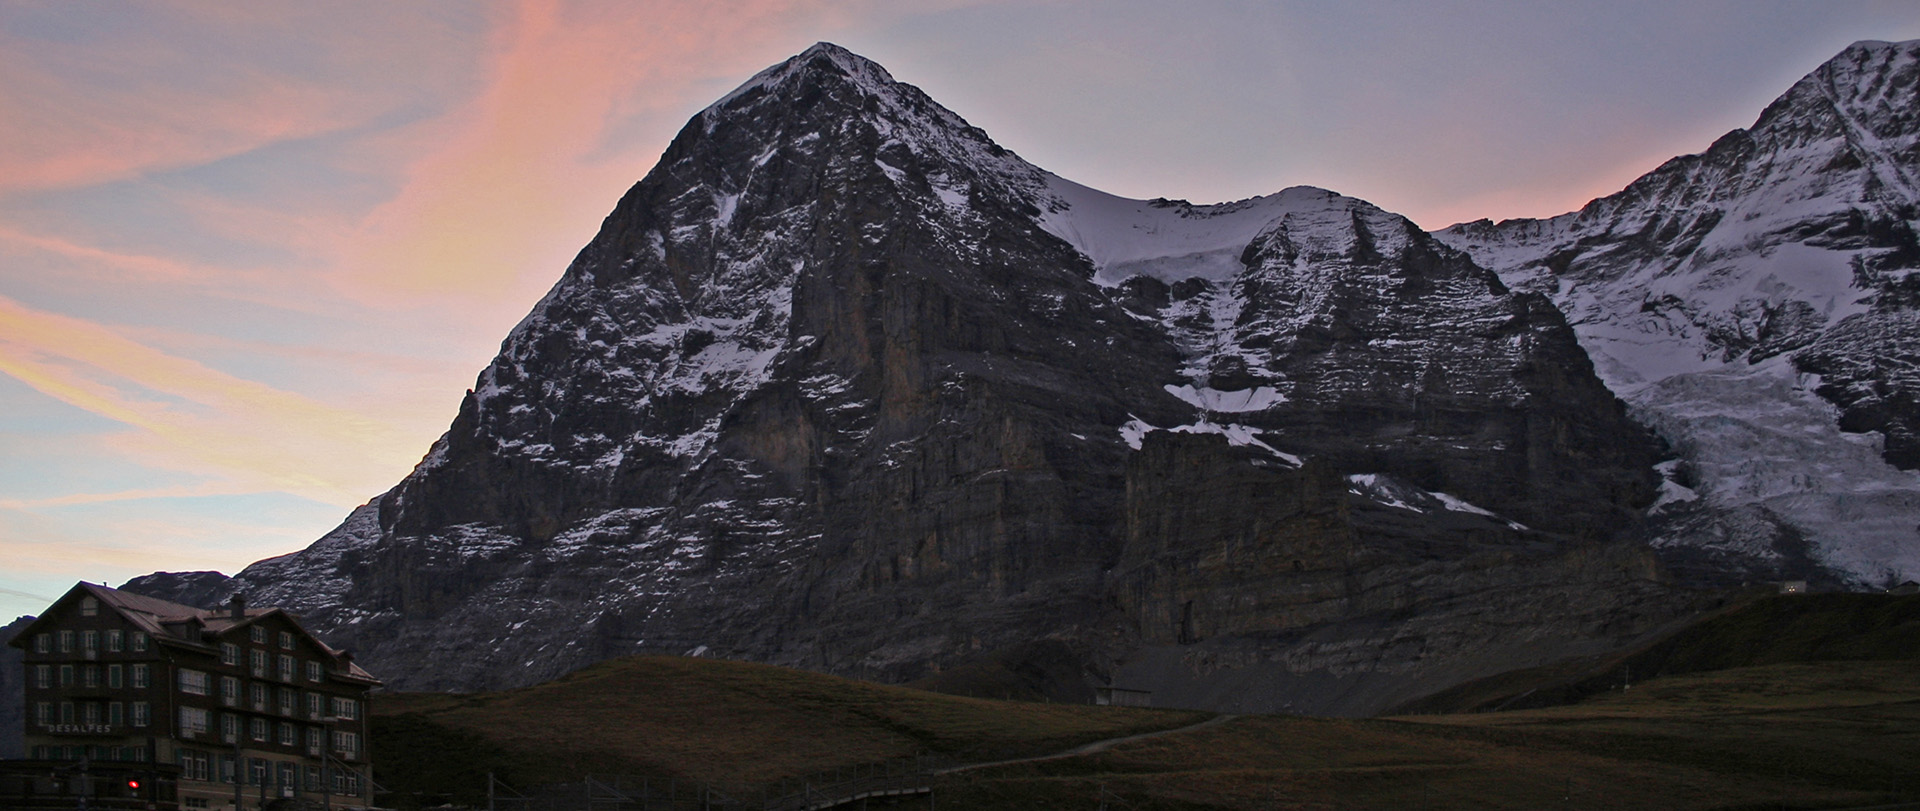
top-left (9, 581), bottom-right (380, 685)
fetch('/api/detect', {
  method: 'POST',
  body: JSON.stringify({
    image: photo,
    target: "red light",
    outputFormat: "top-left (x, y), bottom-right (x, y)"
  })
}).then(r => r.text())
top-left (127, 779), bottom-right (141, 790)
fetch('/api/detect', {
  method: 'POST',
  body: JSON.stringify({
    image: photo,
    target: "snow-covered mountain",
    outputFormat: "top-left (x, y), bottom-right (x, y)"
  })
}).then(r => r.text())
top-left (124, 41), bottom-right (1920, 713)
top-left (1437, 39), bottom-right (1920, 588)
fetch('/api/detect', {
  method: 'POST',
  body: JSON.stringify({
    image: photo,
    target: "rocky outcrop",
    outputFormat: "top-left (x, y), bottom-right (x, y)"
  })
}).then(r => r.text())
top-left (1106, 431), bottom-right (1684, 716)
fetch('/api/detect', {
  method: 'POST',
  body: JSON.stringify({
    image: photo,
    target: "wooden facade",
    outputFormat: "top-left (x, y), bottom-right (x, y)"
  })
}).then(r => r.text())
top-left (9, 582), bottom-right (380, 811)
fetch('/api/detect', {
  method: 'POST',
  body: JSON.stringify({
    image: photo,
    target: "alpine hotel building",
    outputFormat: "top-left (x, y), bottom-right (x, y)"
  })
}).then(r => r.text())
top-left (10, 582), bottom-right (380, 810)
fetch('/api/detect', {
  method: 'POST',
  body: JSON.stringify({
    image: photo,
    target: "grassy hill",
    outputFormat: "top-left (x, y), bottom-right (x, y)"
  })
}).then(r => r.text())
top-left (372, 595), bottom-right (1920, 809)
top-left (371, 654), bottom-right (1204, 807)
top-left (933, 658), bottom-right (1920, 810)
top-left (1392, 592), bottom-right (1920, 715)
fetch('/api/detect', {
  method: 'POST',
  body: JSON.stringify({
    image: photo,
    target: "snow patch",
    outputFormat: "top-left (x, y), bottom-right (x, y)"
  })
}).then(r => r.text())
top-left (1120, 414), bottom-right (1301, 466)
top-left (1164, 383), bottom-right (1287, 413)
top-left (1347, 474), bottom-right (1528, 530)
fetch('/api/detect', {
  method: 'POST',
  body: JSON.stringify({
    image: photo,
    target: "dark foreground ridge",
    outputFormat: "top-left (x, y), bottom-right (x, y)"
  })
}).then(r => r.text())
top-left (366, 647), bottom-right (1920, 810)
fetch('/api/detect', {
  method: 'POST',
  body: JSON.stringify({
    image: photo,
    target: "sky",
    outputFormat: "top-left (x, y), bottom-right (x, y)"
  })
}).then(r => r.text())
top-left (4, 0), bottom-right (1920, 621)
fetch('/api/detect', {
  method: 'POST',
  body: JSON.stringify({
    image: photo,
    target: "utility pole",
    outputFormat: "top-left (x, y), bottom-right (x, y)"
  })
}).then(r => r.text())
top-left (319, 715), bottom-right (338, 811)
top-left (232, 739), bottom-right (243, 811)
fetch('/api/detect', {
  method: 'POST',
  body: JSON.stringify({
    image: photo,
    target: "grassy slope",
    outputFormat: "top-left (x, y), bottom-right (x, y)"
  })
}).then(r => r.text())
top-left (939, 659), bottom-right (1920, 810)
top-left (374, 596), bottom-right (1920, 810)
top-left (1393, 592), bottom-right (1920, 715)
top-left (371, 655), bottom-right (1203, 806)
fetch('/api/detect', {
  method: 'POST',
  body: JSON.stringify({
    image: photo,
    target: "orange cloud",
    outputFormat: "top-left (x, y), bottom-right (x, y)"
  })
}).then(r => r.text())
top-left (0, 482), bottom-right (266, 511)
top-left (0, 502), bottom-right (318, 579)
top-left (0, 295), bottom-right (421, 506)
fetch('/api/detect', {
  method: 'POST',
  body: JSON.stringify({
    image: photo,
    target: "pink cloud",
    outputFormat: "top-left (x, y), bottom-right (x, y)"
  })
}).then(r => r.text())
top-left (0, 5), bottom-right (489, 195)
top-left (336, 0), bottom-right (912, 308)
top-left (0, 51), bottom-right (359, 194)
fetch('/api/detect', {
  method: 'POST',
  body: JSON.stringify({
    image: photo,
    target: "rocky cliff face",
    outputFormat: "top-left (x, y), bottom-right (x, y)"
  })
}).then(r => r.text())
top-left (1437, 40), bottom-right (1920, 589)
top-left (134, 43), bottom-right (1696, 711)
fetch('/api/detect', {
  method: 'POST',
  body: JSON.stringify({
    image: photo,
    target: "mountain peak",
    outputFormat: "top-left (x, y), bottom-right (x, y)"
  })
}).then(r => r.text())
top-left (706, 42), bottom-right (901, 117)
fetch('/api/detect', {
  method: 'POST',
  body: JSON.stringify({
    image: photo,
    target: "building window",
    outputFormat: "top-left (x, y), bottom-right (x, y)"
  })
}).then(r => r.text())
top-left (331, 729), bottom-right (359, 757)
top-left (59, 665), bottom-right (74, 686)
top-left (307, 660), bottom-right (324, 682)
top-left (331, 696), bottom-right (359, 721)
top-left (249, 758), bottom-right (267, 786)
top-left (108, 702), bottom-right (124, 726)
top-left (178, 669), bottom-right (209, 696)
top-left (58, 630), bottom-right (73, 653)
top-left (250, 718), bottom-right (268, 741)
top-left (250, 683), bottom-right (267, 712)
top-left (306, 727), bottom-right (322, 755)
top-left (132, 701), bottom-right (149, 727)
top-left (279, 630), bottom-right (294, 650)
top-left (81, 596), bottom-right (98, 616)
top-left (35, 664), bottom-right (49, 689)
top-left (81, 630), bottom-right (98, 653)
top-left (220, 642), bottom-right (238, 665)
top-left (221, 713), bottom-right (238, 743)
top-left (179, 706), bottom-right (209, 737)
top-left (278, 722), bottom-right (296, 746)
top-left (84, 702), bottom-right (100, 725)
top-left (108, 664), bottom-right (123, 689)
top-left (34, 633), bottom-right (49, 653)
top-left (307, 692), bottom-right (323, 719)
top-left (249, 649), bottom-right (267, 678)
top-left (220, 754), bottom-right (236, 784)
top-left (306, 764), bottom-right (323, 791)
top-left (60, 702), bottom-right (75, 724)
top-left (279, 688), bottom-right (296, 716)
top-left (278, 762), bottom-right (296, 791)
top-left (131, 663), bottom-right (149, 688)
top-left (106, 629), bottom-right (122, 652)
top-left (130, 631), bottom-right (148, 652)
top-left (36, 702), bottom-right (51, 725)
top-left (83, 666), bottom-right (99, 688)
top-left (250, 626), bottom-right (266, 644)
top-left (179, 748), bottom-right (210, 781)
top-left (278, 654), bottom-right (295, 682)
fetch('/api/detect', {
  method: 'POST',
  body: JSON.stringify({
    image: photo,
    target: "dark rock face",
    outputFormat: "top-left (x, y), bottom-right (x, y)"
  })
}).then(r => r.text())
top-left (1204, 194), bottom-right (1656, 538)
top-left (136, 44), bottom-right (1687, 710)
top-left (1436, 40), bottom-right (1920, 588)
top-left (119, 571), bottom-right (233, 610)
top-left (1796, 309), bottom-right (1920, 468)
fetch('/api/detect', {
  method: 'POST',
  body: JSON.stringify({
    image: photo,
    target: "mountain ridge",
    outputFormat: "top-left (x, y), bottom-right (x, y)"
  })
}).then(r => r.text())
top-left (1436, 37), bottom-right (1920, 589)
top-left (122, 40), bottom-right (1915, 713)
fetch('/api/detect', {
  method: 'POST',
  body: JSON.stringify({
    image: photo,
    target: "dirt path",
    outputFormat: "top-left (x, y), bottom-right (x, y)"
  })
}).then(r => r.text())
top-left (933, 714), bottom-right (1239, 775)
